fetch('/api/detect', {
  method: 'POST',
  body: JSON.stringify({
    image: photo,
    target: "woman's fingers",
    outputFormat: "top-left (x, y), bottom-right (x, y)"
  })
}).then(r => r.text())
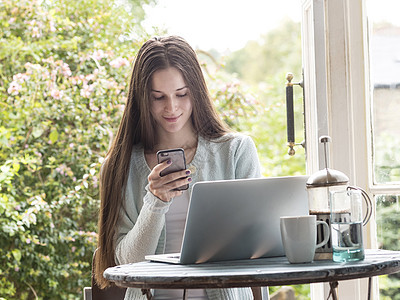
top-left (148, 161), bottom-right (191, 202)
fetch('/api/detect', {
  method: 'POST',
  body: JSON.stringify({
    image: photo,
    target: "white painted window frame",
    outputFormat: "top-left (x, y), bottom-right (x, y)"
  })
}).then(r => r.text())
top-left (300, 0), bottom-right (393, 299)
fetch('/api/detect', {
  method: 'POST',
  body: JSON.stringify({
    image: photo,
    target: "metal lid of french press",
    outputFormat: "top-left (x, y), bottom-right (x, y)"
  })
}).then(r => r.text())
top-left (306, 136), bottom-right (349, 188)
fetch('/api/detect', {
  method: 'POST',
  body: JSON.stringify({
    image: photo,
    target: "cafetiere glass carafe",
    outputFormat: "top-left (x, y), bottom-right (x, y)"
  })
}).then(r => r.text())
top-left (306, 136), bottom-right (349, 260)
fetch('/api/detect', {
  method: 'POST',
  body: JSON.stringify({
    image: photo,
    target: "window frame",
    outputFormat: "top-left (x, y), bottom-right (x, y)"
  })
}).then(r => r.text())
top-left (300, 0), bottom-right (400, 298)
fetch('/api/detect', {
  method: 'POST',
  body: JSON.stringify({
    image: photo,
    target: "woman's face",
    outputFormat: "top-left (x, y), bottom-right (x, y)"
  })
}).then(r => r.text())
top-left (150, 67), bottom-right (194, 137)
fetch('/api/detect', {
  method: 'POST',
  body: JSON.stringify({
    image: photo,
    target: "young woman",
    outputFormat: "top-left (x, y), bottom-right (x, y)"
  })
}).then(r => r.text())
top-left (94, 36), bottom-right (264, 299)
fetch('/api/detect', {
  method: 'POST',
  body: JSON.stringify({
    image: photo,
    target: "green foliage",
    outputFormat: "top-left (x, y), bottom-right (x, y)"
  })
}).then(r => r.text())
top-left (214, 19), bottom-right (306, 177)
top-left (220, 19), bottom-right (305, 176)
top-left (376, 198), bottom-right (400, 298)
top-left (1, 0), bottom-right (307, 298)
top-left (250, 74), bottom-right (305, 177)
top-left (193, 44), bottom-right (306, 178)
top-left (377, 200), bottom-right (400, 255)
top-left (225, 19), bottom-right (302, 84)
top-left (0, 0), bottom-right (153, 298)
top-left (374, 133), bottom-right (400, 183)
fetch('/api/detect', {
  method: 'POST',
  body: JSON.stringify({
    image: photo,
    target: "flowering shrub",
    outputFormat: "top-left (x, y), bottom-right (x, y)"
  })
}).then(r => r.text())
top-left (0, 0), bottom-right (154, 298)
top-left (0, 0), bottom-right (265, 298)
top-left (1, 0), bottom-right (306, 298)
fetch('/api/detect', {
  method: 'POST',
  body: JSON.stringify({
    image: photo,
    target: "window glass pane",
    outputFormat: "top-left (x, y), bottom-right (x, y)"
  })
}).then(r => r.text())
top-left (376, 194), bottom-right (400, 299)
top-left (367, 2), bottom-right (400, 298)
top-left (368, 0), bottom-right (400, 184)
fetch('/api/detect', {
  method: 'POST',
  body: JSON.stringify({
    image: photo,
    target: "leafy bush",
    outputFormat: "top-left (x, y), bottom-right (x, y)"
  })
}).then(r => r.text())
top-left (204, 53), bottom-right (306, 177)
top-left (376, 197), bottom-right (400, 300)
top-left (1, 0), bottom-right (307, 299)
top-left (0, 0), bottom-right (152, 298)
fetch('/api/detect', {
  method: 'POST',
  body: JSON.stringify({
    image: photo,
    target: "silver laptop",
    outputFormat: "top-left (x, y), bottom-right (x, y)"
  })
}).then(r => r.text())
top-left (145, 175), bottom-right (309, 264)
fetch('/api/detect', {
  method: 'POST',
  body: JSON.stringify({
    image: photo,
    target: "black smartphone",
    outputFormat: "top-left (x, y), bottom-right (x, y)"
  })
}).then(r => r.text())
top-left (156, 148), bottom-right (189, 191)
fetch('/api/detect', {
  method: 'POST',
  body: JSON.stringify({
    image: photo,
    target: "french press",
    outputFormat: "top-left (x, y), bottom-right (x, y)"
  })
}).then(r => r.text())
top-left (306, 136), bottom-right (372, 260)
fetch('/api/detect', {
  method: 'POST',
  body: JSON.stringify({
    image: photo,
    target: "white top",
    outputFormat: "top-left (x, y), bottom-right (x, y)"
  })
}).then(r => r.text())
top-left (154, 191), bottom-right (208, 299)
top-left (164, 191), bottom-right (189, 254)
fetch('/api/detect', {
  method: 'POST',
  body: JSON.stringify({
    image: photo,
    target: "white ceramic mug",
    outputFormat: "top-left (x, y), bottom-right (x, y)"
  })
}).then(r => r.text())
top-left (280, 215), bottom-right (330, 263)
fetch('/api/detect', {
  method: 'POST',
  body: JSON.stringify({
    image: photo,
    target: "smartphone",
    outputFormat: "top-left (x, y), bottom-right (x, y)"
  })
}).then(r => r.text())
top-left (156, 148), bottom-right (189, 191)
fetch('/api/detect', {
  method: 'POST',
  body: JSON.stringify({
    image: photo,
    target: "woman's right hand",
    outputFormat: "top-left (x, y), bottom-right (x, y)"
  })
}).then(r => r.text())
top-left (147, 160), bottom-right (191, 202)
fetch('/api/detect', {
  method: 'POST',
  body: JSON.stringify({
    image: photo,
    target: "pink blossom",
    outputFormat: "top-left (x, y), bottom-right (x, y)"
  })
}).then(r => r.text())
top-left (80, 88), bottom-right (91, 98)
top-left (32, 27), bottom-right (41, 38)
top-left (107, 50), bottom-right (115, 57)
top-left (80, 84), bottom-right (94, 98)
top-left (61, 63), bottom-right (72, 77)
top-left (71, 246), bottom-right (76, 252)
top-left (93, 176), bottom-right (98, 188)
top-left (92, 50), bottom-right (106, 61)
top-left (49, 20), bottom-right (56, 32)
top-left (13, 73), bottom-right (29, 82)
top-left (246, 94), bottom-right (257, 105)
top-left (50, 88), bottom-right (62, 99)
top-left (56, 164), bottom-right (72, 177)
top-left (110, 57), bottom-right (129, 68)
top-left (7, 81), bottom-right (22, 95)
top-left (24, 62), bottom-right (42, 75)
top-left (85, 74), bottom-right (95, 82)
top-left (41, 70), bottom-right (50, 80)
top-left (51, 69), bottom-right (58, 81)
top-left (27, 20), bottom-right (43, 38)
top-left (43, 57), bottom-right (55, 64)
top-left (89, 99), bottom-right (99, 111)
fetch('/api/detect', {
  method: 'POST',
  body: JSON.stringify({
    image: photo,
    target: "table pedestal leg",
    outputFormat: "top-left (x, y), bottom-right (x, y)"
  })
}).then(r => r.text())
top-left (328, 281), bottom-right (338, 300)
top-left (368, 277), bottom-right (372, 300)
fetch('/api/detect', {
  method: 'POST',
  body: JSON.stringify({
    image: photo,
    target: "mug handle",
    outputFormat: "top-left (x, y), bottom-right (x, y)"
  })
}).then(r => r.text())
top-left (316, 221), bottom-right (330, 249)
top-left (347, 186), bottom-right (372, 226)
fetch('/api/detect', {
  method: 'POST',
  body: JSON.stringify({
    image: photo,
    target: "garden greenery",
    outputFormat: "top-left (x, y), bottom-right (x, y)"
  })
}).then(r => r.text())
top-left (1, 0), bottom-right (306, 298)
top-left (0, 0), bottom-right (153, 298)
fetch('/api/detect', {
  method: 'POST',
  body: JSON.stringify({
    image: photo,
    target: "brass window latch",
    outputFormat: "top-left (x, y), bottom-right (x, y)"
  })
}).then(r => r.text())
top-left (285, 72), bottom-right (305, 156)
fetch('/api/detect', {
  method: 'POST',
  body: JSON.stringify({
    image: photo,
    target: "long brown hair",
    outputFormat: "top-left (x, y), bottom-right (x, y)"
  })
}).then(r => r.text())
top-left (94, 36), bottom-right (228, 288)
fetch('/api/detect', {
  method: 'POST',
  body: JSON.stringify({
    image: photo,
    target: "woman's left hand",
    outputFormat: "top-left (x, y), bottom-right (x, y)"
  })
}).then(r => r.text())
top-left (147, 160), bottom-right (191, 202)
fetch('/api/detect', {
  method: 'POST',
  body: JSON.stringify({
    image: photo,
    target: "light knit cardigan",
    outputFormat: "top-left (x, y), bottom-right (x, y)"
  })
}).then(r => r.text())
top-left (114, 133), bottom-right (265, 300)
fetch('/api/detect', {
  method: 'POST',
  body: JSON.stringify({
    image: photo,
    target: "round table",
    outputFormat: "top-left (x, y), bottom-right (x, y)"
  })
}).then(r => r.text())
top-left (104, 249), bottom-right (400, 299)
